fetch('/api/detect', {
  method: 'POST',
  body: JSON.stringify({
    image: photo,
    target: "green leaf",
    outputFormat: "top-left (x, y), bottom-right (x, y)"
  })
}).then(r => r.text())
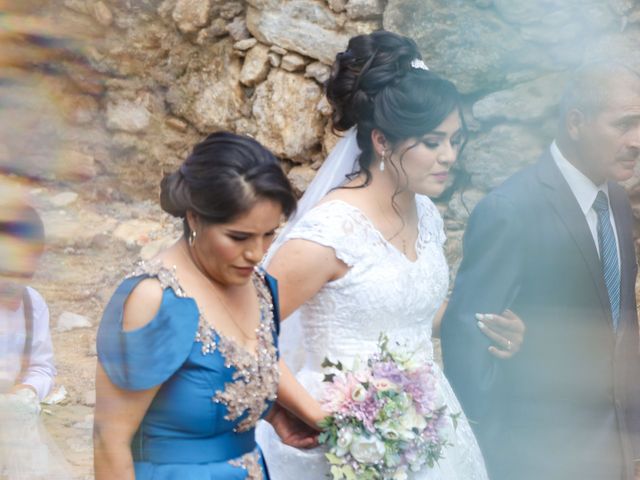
top-left (318, 431), bottom-right (330, 444)
top-left (335, 360), bottom-right (344, 371)
top-left (323, 373), bottom-right (336, 383)
top-left (330, 465), bottom-right (344, 480)
top-left (325, 453), bottom-right (343, 465)
top-left (321, 357), bottom-right (336, 369)
top-left (342, 465), bottom-right (356, 480)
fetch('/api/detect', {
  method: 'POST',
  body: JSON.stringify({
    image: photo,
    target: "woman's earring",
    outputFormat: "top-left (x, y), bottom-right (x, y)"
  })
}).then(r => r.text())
top-left (189, 230), bottom-right (197, 247)
top-left (379, 149), bottom-right (387, 172)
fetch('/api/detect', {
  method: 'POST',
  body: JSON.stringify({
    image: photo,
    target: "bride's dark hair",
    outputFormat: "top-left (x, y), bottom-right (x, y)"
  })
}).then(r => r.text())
top-left (326, 30), bottom-right (468, 200)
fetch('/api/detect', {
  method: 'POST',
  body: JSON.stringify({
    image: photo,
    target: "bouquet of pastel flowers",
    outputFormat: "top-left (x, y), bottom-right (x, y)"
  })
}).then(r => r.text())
top-left (318, 335), bottom-right (456, 480)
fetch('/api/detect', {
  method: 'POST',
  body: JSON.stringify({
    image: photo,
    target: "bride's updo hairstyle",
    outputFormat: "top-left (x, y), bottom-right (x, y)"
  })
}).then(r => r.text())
top-left (326, 30), bottom-right (467, 192)
top-left (160, 131), bottom-right (296, 237)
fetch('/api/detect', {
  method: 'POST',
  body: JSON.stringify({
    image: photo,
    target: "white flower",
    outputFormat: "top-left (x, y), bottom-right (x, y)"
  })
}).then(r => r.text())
top-left (377, 421), bottom-right (401, 441)
top-left (399, 406), bottom-right (427, 440)
top-left (388, 339), bottom-right (430, 370)
top-left (349, 435), bottom-right (386, 464)
top-left (351, 384), bottom-right (368, 402)
top-left (335, 427), bottom-right (354, 457)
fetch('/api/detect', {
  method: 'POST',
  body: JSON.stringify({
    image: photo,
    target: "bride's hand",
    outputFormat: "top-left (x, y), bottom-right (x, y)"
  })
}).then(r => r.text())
top-left (266, 403), bottom-right (320, 449)
top-left (475, 309), bottom-right (525, 359)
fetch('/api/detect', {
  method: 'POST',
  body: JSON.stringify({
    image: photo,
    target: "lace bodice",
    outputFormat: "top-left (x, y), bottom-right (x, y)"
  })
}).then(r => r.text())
top-left (285, 195), bottom-right (449, 370)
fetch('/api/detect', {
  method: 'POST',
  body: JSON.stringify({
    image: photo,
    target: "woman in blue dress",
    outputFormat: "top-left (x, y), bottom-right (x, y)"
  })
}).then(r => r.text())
top-left (93, 132), bottom-right (305, 479)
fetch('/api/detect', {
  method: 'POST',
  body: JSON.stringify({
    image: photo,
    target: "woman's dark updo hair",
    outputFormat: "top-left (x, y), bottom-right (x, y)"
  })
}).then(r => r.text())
top-left (326, 30), bottom-right (468, 198)
top-left (160, 131), bottom-right (296, 236)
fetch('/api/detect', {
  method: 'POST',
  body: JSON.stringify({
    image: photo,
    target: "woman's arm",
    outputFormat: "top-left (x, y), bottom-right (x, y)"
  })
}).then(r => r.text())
top-left (277, 359), bottom-right (326, 427)
top-left (94, 278), bottom-right (164, 479)
top-left (268, 238), bottom-right (348, 320)
top-left (266, 239), bottom-right (345, 444)
top-left (264, 359), bottom-right (326, 449)
top-left (94, 365), bottom-right (159, 480)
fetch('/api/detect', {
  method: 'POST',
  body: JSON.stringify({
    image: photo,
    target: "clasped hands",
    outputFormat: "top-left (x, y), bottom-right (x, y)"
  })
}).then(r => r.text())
top-left (267, 402), bottom-right (322, 449)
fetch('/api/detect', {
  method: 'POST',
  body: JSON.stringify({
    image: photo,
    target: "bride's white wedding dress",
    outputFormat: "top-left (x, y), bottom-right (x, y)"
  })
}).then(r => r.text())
top-left (256, 195), bottom-right (488, 480)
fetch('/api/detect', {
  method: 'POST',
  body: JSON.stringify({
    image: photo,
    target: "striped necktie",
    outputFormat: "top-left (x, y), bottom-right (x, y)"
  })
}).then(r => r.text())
top-left (592, 191), bottom-right (620, 330)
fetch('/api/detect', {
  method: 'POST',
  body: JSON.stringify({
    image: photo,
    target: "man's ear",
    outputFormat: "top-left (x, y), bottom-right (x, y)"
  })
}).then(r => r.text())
top-left (566, 108), bottom-right (586, 142)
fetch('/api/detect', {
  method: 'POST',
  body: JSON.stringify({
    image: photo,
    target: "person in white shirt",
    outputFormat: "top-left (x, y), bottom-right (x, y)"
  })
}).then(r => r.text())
top-left (0, 202), bottom-right (70, 479)
top-left (0, 203), bottom-right (56, 402)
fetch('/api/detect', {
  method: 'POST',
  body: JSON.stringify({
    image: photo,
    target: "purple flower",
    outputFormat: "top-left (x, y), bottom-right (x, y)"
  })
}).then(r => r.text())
top-left (348, 394), bottom-right (381, 432)
top-left (372, 361), bottom-right (406, 385)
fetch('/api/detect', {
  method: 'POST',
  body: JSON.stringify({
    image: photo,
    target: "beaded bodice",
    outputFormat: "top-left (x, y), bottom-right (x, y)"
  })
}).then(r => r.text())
top-left (128, 260), bottom-right (279, 433)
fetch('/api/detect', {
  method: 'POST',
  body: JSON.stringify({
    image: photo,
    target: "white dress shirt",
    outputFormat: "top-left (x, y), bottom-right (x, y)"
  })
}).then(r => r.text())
top-left (550, 141), bottom-right (621, 266)
top-left (0, 287), bottom-right (56, 400)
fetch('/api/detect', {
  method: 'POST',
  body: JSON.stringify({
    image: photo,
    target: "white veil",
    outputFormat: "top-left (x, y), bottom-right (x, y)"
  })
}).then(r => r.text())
top-left (264, 128), bottom-right (361, 372)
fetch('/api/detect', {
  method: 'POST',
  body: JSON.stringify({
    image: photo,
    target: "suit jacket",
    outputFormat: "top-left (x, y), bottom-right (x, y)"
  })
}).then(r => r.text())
top-left (441, 151), bottom-right (640, 480)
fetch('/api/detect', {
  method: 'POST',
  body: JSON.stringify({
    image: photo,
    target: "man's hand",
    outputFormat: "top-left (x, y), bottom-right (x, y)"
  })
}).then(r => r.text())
top-left (476, 309), bottom-right (526, 359)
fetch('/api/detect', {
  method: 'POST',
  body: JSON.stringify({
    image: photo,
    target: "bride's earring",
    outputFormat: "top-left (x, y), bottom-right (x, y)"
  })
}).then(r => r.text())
top-left (379, 149), bottom-right (387, 172)
top-left (189, 229), bottom-right (197, 247)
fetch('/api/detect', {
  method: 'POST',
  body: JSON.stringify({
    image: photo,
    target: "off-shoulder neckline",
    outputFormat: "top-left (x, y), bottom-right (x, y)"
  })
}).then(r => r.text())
top-left (127, 259), bottom-right (273, 360)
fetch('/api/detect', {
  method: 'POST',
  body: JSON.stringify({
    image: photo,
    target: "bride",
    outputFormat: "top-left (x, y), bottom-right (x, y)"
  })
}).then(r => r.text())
top-left (257, 31), bottom-right (524, 479)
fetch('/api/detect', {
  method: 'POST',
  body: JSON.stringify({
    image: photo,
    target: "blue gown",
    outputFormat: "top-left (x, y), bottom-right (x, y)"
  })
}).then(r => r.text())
top-left (97, 260), bottom-right (280, 480)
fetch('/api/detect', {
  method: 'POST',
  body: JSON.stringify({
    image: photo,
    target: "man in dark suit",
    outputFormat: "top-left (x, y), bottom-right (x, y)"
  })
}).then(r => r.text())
top-left (441, 63), bottom-right (640, 480)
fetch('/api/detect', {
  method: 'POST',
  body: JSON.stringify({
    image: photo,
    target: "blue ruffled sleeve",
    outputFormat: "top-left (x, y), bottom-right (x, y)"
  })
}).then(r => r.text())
top-left (97, 275), bottom-right (200, 391)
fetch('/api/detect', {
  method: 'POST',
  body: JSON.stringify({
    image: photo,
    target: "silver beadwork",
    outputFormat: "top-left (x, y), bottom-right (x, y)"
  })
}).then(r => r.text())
top-left (229, 450), bottom-right (264, 479)
top-left (128, 260), bottom-right (279, 434)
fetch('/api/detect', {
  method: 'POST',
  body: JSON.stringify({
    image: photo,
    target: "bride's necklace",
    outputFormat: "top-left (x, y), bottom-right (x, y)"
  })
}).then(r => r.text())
top-left (181, 242), bottom-right (257, 341)
top-left (375, 198), bottom-right (416, 256)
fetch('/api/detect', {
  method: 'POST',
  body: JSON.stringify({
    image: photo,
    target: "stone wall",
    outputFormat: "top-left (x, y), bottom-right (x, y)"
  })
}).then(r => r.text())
top-left (7, 0), bottom-right (640, 265)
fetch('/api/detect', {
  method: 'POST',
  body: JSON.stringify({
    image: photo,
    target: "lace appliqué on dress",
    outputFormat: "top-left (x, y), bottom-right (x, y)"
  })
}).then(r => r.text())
top-left (229, 449), bottom-right (264, 480)
top-left (128, 260), bottom-right (188, 298)
top-left (128, 260), bottom-right (279, 433)
top-left (202, 271), bottom-right (279, 433)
